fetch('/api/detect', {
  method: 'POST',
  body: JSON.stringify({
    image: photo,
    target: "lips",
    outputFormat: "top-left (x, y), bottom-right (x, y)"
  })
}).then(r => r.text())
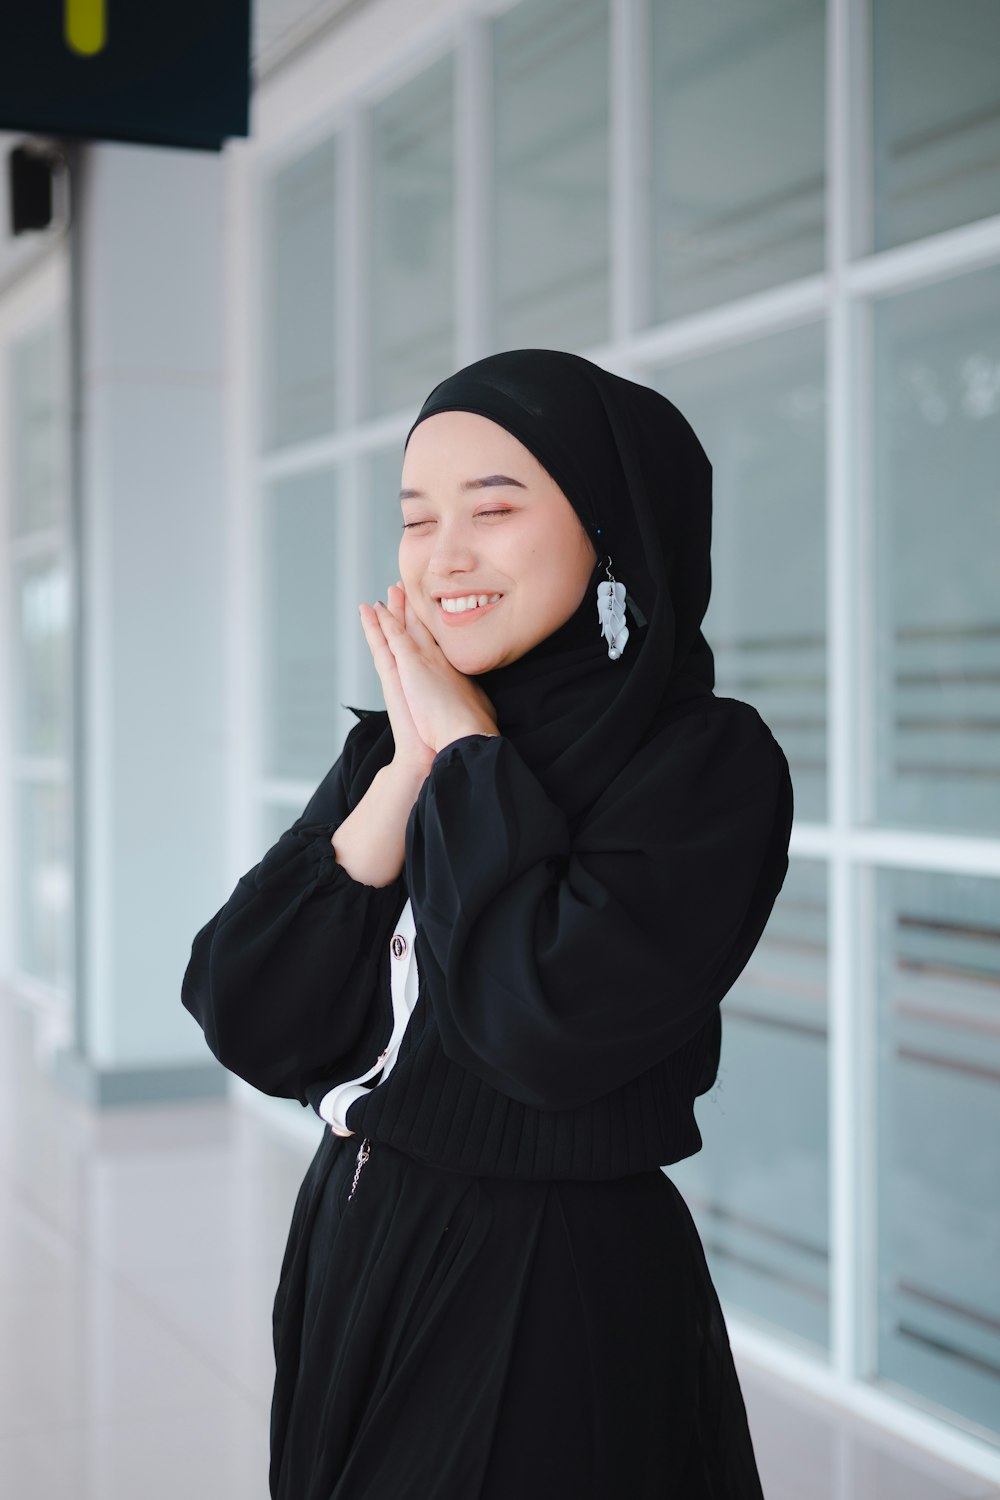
top-left (435, 591), bottom-right (503, 602)
top-left (436, 594), bottom-right (504, 625)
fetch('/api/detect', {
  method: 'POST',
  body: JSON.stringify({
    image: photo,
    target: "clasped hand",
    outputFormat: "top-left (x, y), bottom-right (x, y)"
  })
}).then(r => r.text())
top-left (358, 582), bottom-right (499, 770)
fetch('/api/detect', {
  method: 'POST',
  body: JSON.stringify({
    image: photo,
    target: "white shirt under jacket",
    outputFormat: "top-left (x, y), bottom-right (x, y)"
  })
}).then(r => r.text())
top-left (317, 896), bottom-right (419, 1136)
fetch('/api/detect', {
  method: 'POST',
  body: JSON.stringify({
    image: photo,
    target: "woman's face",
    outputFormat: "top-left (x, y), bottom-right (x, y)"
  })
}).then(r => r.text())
top-left (399, 410), bottom-right (598, 675)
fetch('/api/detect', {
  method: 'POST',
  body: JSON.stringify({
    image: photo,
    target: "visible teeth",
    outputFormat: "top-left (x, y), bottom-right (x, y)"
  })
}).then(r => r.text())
top-left (440, 593), bottom-right (502, 613)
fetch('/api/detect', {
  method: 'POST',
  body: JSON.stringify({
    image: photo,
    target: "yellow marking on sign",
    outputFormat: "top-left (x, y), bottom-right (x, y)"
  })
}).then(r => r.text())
top-left (65, 0), bottom-right (107, 56)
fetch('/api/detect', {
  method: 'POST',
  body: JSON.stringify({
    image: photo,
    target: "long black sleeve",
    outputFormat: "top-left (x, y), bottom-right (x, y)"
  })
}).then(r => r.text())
top-left (181, 714), bottom-right (405, 1105)
top-left (405, 700), bottom-right (792, 1113)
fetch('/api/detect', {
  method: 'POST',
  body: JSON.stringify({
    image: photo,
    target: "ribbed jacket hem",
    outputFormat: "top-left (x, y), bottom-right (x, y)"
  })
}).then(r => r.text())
top-left (343, 1009), bottom-right (710, 1181)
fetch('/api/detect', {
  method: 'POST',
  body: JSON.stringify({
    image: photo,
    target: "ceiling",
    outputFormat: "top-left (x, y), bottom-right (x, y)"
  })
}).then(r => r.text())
top-left (252, 0), bottom-right (368, 82)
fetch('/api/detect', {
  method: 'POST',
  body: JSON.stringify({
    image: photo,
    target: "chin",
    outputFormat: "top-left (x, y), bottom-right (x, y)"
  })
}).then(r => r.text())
top-left (440, 648), bottom-right (490, 674)
top-left (440, 641), bottom-right (511, 675)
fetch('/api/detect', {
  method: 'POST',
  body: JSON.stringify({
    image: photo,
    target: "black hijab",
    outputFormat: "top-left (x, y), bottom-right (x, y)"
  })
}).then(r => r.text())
top-left (403, 348), bottom-right (716, 825)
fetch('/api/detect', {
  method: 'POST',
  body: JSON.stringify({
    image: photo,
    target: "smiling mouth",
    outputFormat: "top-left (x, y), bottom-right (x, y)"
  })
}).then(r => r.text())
top-left (437, 593), bottom-right (504, 622)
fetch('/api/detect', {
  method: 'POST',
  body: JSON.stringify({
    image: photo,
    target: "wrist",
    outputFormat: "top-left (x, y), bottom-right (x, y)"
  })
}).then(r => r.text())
top-left (384, 758), bottom-right (433, 792)
top-left (435, 721), bottom-right (500, 753)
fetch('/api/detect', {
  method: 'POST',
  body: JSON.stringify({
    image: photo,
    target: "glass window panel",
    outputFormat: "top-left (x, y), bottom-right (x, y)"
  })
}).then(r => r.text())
top-left (14, 555), bottom-right (71, 757)
top-left (650, 0), bottom-right (825, 324)
top-left (877, 867), bottom-right (1000, 1434)
top-left (670, 859), bottom-right (830, 1350)
top-left (872, 0), bottom-right (1000, 252)
top-left (354, 447), bottom-right (408, 714)
top-left (370, 54), bottom-right (456, 417)
top-left (10, 324), bottom-right (64, 536)
top-left (652, 321), bottom-right (827, 821)
top-left (872, 266), bottom-right (1000, 836)
top-left (15, 779), bottom-right (72, 989)
top-left (262, 467), bottom-right (345, 782)
top-left (265, 136), bottom-right (338, 450)
top-left (492, 0), bottom-right (610, 352)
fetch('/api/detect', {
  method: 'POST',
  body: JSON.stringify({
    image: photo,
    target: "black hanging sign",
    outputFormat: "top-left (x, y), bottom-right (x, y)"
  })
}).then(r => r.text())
top-left (0, 1), bottom-right (251, 152)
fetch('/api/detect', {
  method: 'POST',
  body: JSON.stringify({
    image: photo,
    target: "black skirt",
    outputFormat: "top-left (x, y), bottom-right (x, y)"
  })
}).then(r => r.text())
top-left (270, 1128), bottom-right (766, 1499)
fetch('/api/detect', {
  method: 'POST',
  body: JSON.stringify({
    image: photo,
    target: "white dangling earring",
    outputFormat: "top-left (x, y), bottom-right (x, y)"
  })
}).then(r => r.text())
top-left (596, 555), bottom-right (629, 660)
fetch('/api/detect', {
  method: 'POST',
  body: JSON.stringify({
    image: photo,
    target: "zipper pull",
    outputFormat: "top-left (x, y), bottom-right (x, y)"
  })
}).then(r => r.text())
top-left (347, 1137), bottom-right (371, 1202)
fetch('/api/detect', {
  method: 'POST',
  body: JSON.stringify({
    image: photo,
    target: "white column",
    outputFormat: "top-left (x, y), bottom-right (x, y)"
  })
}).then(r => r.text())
top-left (54, 140), bottom-right (230, 1104)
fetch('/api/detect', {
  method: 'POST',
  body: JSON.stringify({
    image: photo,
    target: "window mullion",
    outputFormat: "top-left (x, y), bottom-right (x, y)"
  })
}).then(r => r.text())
top-left (456, 11), bottom-right (493, 364)
top-left (610, 0), bottom-right (650, 341)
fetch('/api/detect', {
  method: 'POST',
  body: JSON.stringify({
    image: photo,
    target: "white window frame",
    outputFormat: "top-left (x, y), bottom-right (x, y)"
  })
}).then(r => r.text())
top-left (227, 0), bottom-right (1000, 1482)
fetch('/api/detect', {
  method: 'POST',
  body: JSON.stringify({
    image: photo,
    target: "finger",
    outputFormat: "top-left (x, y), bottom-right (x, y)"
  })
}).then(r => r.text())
top-left (359, 603), bottom-right (394, 664)
top-left (386, 583), bottom-right (406, 628)
top-left (395, 583), bottom-right (439, 651)
top-left (392, 580), bottom-right (415, 635)
top-left (360, 605), bottom-right (411, 717)
top-left (358, 603), bottom-right (401, 663)
top-left (373, 599), bottom-right (409, 652)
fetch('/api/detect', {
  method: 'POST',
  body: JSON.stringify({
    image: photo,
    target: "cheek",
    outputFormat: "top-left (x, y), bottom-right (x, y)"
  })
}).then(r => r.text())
top-left (519, 524), bottom-right (582, 600)
top-left (397, 546), bottom-right (424, 593)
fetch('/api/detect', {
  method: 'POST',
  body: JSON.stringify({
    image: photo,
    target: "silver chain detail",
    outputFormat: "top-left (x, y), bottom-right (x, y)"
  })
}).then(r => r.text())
top-left (347, 1137), bottom-right (371, 1202)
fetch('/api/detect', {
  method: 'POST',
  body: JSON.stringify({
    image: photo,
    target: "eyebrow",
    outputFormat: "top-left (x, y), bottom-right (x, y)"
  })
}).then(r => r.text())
top-left (399, 474), bottom-right (528, 501)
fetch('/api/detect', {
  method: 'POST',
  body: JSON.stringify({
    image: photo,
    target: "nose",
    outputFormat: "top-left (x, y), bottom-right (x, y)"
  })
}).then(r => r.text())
top-left (427, 521), bottom-right (480, 576)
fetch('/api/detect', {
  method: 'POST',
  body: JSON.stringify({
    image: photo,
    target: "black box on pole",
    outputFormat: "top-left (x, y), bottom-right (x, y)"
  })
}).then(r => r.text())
top-left (9, 146), bottom-right (56, 232)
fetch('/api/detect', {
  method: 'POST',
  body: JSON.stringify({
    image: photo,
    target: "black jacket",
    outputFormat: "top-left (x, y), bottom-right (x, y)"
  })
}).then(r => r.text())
top-left (181, 696), bottom-right (792, 1180)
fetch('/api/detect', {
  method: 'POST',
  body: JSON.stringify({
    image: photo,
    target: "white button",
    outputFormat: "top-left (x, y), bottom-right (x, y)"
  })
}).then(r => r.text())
top-left (391, 933), bottom-right (407, 959)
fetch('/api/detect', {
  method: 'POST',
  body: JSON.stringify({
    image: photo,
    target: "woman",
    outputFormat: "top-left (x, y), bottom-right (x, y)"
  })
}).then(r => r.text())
top-left (182, 348), bottom-right (794, 1498)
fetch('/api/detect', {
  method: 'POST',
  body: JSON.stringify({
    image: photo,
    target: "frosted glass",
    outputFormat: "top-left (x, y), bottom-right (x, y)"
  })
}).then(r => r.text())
top-left (877, 867), bottom-right (1000, 1434)
top-left (265, 135), bottom-right (338, 449)
top-left (872, 266), bottom-right (1000, 835)
top-left (14, 556), bottom-right (71, 758)
top-left (263, 467), bottom-right (344, 782)
top-left (670, 859), bottom-right (829, 1351)
top-left (10, 323), bottom-right (64, 536)
top-left (650, 0), bottom-right (825, 322)
top-left (370, 53), bottom-right (456, 417)
top-left (872, 0), bottom-right (1000, 251)
top-left (492, 0), bottom-right (610, 351)
top-left (652, 321), bottom-right (827, 821)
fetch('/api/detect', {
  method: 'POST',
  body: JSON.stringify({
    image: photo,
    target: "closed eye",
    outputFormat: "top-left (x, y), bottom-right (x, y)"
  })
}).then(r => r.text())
top-left (402, 509), bottom-right (512, 530)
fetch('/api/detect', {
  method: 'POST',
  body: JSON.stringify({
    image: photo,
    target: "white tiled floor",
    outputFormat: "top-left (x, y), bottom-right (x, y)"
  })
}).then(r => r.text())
top-left (1, 992), bottom-right (997, 1499)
